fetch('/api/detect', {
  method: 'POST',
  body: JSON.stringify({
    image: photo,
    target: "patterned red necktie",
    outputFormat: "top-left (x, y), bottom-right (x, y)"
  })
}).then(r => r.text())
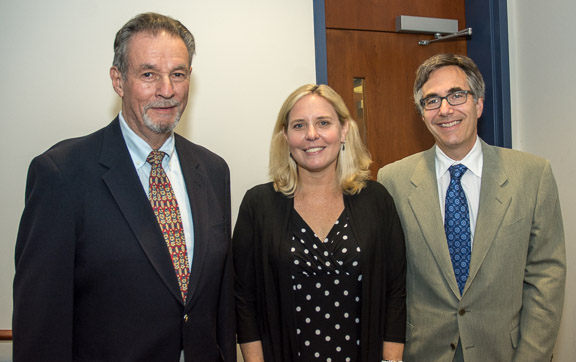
top-left (147, 150), bottom-right (189, 301)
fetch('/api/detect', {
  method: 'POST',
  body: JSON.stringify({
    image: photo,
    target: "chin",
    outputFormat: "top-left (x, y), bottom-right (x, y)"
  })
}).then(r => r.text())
top-left (145, 117), bottom-right (180, 134)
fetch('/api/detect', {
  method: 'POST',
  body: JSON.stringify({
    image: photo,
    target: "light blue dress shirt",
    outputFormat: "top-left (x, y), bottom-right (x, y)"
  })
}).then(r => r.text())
top-left (118, 112), bottom-right (194, 271)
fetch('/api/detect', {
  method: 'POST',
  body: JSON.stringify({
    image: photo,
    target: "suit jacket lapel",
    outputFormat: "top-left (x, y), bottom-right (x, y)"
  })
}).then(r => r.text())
top-left (175, 136), bottom-right (210, 306)
top-left (408, 149), bottom-right (461, 296)
top-left (99, 118), bottom-right (184, 304)
top-left (465, 141), bottom-right (510, 292)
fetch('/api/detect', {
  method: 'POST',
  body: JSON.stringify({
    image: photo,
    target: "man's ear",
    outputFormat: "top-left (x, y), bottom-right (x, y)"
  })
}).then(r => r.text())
top-left (110, 67), bottom-right (124, 97)
top-left (475, 97), bottom-right (484, 118)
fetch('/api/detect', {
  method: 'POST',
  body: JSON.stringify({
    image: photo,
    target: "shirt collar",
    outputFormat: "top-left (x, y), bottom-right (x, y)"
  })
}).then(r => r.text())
top-left (118, 111), bottom-right (176, 171)
top-left (435, 136), bottom-right (483, 179)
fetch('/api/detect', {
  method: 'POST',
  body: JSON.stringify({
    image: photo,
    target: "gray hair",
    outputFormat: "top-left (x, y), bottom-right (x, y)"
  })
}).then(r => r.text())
top-left (413, 53), bottom-right (485, 114)
top-left (112, 12), bottom-right (195, 77)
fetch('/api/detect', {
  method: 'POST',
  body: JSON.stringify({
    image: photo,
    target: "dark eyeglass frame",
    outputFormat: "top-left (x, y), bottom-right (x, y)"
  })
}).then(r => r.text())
top-left (420, 90), bottom-right (474, 110)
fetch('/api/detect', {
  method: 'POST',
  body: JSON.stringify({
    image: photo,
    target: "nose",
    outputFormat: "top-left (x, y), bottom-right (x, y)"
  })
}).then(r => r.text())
top-left (156, 75), bottom-right (175, 99)
top-left (438, 98), bottom-right (453, 116)
top-left (305, 125), bottom-right (319, 140)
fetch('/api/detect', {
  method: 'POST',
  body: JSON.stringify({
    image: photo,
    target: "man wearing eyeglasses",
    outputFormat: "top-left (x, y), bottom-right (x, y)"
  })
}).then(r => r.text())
top-left (378, 53), bottom-right (566, 361)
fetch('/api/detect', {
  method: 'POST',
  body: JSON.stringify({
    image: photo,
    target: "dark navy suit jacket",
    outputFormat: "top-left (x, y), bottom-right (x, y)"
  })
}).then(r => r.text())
top-left (13, 117), bottom-right (235, 361)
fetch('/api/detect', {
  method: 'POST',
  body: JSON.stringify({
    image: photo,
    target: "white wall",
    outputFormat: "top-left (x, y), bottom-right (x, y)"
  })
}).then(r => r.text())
top-left (0, 0), bottom-right (315, 360)
top-left (508, 0), bottom-right (576, 361)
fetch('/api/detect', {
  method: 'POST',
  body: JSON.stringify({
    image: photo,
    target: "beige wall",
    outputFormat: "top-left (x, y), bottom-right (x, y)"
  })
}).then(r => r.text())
top-left (0, 0), bottom-right (315, 360)
top-left (508, 0), bottom-right (576, 360)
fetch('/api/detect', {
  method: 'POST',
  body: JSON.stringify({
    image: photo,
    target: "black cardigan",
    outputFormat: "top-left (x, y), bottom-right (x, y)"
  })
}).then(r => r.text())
top-left (233, 180), bottom-right (406, 361)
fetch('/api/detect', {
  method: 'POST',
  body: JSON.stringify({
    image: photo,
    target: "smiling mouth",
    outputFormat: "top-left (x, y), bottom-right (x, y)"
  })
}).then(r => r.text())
top-left (151, 106), bottom-right (176, 111)
top-left (305, 147), bottom-right (325, 153)
top-left (146, 100), bottom-right (180, 110)
top-left (439, 120), bottom-right (461, 128)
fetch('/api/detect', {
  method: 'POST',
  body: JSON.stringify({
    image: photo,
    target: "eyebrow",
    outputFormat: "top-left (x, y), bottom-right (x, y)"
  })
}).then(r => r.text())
top-left (289, 115), bottom-right (334, 121)
top-left (137, 63), bottom-right (190, 72)
top-left (423, 87), bottom-right (465, 98)
top-left (287, 115), bottom-right (335, 126)
top-left (138, 63), bottom-right (158, 71)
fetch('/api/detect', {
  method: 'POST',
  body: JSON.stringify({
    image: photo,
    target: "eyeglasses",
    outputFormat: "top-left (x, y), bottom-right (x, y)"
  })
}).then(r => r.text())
top-left (420, 90), bottom-right (473, 110)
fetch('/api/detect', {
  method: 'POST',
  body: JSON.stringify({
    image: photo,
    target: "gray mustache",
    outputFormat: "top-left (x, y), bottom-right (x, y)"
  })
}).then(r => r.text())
top-left (146, 100), bottom-right (180, 108)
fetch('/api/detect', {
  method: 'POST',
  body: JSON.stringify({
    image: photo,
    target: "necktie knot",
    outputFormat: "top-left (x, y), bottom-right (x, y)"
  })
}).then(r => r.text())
top-left (449, 164), bottom-right (468, 181)
top-left (147, 150), bottom-right (166, 166)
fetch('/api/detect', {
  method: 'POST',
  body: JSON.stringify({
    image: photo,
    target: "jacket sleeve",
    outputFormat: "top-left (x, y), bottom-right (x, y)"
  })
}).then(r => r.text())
top-left (381, 187), bottom-right (407, 343)
top-left (513, 161), bottom-right (566, 361)
top-left (13, 155), bottom-right (76, 361)
top-left (232, 189), bottom-right (261, 343)
top-left (216, 165), bottom-right (237, 361)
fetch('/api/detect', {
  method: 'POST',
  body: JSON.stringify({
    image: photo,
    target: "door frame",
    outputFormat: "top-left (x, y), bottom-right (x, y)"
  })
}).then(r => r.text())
top-left (313, 0), bottom-right (512, 148)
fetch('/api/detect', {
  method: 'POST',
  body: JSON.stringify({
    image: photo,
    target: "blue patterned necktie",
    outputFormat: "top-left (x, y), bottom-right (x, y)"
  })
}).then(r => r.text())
top-left (444, 164), bottom-right (471, 295)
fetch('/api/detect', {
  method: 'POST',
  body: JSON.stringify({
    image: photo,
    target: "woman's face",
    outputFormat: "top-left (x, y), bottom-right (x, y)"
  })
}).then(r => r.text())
top-left (284, 94), bottom-right (348, 176)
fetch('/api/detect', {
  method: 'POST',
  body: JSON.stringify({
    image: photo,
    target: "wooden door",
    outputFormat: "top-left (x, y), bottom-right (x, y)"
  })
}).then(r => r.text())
top-left (325, 0), bottom-right (467, 177)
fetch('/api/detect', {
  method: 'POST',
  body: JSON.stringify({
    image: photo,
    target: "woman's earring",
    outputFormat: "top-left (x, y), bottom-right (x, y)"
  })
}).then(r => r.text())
top-left (341, 142), bottom-right (346, 151)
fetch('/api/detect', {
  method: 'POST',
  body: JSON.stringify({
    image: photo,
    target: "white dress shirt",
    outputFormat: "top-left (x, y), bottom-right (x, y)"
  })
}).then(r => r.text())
top-left (435, 136), bottom-right (483, 247)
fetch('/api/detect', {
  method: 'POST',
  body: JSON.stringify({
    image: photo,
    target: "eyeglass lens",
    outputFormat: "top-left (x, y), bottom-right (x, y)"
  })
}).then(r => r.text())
top-left (423, 91), bottom-right (470, 110)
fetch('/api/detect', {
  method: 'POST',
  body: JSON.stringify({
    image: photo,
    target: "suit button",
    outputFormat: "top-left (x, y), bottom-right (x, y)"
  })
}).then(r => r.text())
top-left (459, 308), bottom-right (466, 316)
top-left (450, 343), bottom-right (457, 350)
top-left (183, 314), bottom-right (189, 322)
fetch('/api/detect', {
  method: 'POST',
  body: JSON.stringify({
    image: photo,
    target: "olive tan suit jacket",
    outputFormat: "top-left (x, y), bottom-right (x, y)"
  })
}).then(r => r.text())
top-left (377, 139), bottom-right (566, 362)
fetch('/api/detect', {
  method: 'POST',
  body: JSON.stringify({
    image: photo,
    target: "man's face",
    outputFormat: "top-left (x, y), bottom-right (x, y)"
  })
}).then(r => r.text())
top-left (111, 31), bottom-right (191, 147)
top-left (420, 65), bottom-right (483, 160)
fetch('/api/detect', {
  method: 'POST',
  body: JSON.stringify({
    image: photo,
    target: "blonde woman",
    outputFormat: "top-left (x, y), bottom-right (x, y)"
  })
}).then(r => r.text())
top-left (234, 84), bottom-right (406, 361)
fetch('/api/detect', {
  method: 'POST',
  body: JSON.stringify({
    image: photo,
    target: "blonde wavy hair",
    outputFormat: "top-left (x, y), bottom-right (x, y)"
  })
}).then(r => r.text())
top-left (269, 84), bottom-right (372, 196)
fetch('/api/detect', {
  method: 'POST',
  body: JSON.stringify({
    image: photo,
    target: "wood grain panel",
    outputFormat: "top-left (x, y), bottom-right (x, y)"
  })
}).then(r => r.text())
top-left (0, 329), bottom-right (12, 341)
top-left (325, 0), bottom-right (466, 32)
top-left (326, 29), bottom-right (467, 177)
